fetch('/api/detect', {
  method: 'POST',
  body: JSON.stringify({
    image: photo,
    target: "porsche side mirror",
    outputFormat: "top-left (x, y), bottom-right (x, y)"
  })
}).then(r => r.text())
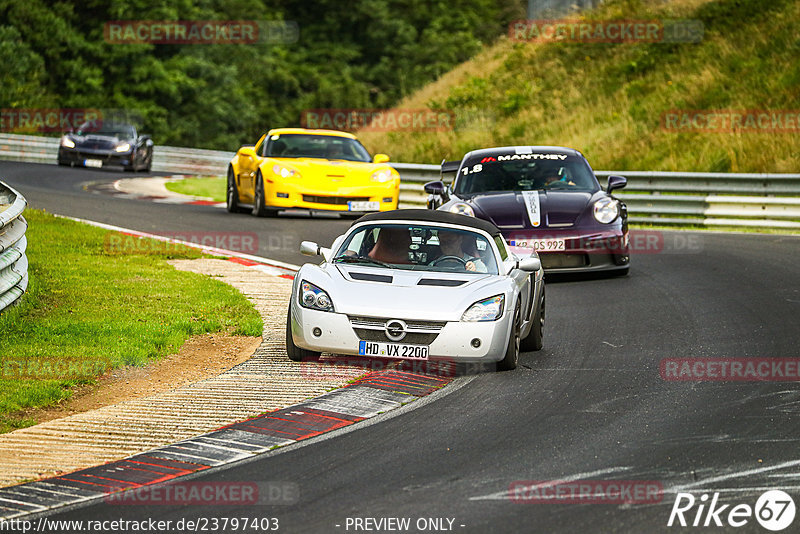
top-left (300, 241), bottom-right (321, 256)
top-left (517, 257), bottom-right (542, 272)
top-left (607, 175), bottom-right (627, 194)
top-left (424, 180), bottom-right (446, 196)
top-left (373, 153), bottom-right (390, 164)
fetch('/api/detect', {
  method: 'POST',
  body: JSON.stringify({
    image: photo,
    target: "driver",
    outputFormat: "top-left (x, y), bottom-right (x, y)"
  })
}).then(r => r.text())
top-left (435, 230), bottom-right (487, 273)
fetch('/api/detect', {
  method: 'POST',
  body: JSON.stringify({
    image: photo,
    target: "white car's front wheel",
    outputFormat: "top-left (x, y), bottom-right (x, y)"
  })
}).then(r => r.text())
top-left (286, 306), bottom-right (321, 362)
top-left (497, 302), bottom-right (521, 371)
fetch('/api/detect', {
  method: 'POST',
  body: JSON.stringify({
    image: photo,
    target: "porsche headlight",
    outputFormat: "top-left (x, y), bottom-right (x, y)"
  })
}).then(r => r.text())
top-left (462, 295), bottom-right (504, 322)
top-left (61, 136), bottom-right (75, 149)
top-left (593, 198), bottom-right (619, 224)
top-left (299, 280), bottom-right (334, 312)
top-left (371, 169), bottom-right (395, 183)
top-left (449, 202), bottom-right (474, 217)
top-left (115, 142), bottom-right (131, 153)
top-left (273, 164), bottom-right (301, 179)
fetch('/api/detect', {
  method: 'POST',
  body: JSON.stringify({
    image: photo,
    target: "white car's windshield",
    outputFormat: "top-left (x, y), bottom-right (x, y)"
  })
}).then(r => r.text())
top-left (334, 224), bottom-right (498, 275)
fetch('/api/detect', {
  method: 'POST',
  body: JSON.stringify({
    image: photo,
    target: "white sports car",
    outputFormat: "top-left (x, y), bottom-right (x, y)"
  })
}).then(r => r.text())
top-left (286, 209), bottom-right (545, 370)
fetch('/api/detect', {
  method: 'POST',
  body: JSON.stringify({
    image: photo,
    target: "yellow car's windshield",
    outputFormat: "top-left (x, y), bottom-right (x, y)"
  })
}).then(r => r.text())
top-left (265, 134), bottom-right (371, 162)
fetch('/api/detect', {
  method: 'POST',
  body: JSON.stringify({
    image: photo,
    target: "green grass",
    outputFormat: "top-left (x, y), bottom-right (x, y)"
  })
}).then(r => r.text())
top-left (165, 176), bottom-right (226, 202)
top-left (358, 0), bottom-right (800, 173)
top-left (0, 210), bottom-right (263, 433)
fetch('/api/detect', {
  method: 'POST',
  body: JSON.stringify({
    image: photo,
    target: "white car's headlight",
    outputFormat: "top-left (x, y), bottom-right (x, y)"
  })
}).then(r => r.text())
top-left (300, 280), bottom-right (334, 312)
top-left (449, 202), bottom-right (474, 217)
top-left (462, 294), bottom-right (504, 322)
top-left (593, 198), bottom-right (619, 224)
top-left (371, 169), bottom-right (395, 183)
top-left (115, 142), bottom-right (131, 153)
top-left (61, 136), bottom-right (75, 148)
top-left (273, 164), bottom-right (300, 179)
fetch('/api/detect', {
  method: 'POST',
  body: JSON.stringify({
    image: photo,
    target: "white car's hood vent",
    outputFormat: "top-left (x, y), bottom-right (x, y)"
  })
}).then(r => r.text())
top-left (417, 278), bottom-right (466, 287)
top-left (349, 271), bottom-right (393, 283)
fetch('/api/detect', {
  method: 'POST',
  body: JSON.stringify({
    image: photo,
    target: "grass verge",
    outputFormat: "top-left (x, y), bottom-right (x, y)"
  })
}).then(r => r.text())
top-left (165, 176), bottom-right (226, 202)
top-left (0, 209), bottom-right (263, 433)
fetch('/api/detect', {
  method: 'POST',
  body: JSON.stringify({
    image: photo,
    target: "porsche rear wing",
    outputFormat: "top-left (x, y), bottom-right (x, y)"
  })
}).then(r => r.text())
top-left (440, 159), bottom-right (460, 185)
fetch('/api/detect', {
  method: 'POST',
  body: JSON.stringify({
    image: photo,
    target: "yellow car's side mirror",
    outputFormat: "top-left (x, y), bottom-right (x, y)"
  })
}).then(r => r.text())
top-left (239, 146), bottom-right (258, 158)
top-left (373, 153), bottom-right (390, 164)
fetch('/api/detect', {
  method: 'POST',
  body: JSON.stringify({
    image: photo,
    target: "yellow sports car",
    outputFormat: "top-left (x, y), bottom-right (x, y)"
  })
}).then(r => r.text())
top-left (226, 128), bottom-right (400, 217)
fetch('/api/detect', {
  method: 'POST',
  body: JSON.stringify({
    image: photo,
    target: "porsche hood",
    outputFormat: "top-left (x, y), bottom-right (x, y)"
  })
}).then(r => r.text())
top-left (467, 190), bottom-right (596, 229)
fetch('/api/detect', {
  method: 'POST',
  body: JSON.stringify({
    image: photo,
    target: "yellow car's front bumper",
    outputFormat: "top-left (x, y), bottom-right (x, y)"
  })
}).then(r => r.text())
top-left (262, 179), bottom-right (400, 212)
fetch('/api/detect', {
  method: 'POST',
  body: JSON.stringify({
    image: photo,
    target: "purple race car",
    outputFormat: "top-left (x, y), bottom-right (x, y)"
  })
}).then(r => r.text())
top-left (424, 146), bottom-right (630, 275)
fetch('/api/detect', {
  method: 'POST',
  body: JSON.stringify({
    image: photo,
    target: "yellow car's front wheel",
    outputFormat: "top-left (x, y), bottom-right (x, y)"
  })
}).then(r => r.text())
top-left (226, 166), bottom-right (249, 214)
top-left (252, 171), bottom-right (278, 218)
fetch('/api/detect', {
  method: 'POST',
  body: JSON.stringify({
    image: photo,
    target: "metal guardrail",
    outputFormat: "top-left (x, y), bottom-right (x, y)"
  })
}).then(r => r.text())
top-left (0, 181), bottom-right (29, 313)
top-left (2, 133), bottom-right (798, 229)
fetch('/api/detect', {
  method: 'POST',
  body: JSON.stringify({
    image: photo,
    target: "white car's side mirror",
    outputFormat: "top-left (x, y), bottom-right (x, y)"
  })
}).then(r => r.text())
top-left (517, 257), bottom-right (541, 272)
top-left (300, 241), bottom-right (321, 256)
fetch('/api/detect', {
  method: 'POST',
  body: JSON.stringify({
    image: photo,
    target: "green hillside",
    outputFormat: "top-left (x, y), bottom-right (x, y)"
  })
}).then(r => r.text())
top-left (359, 0), bottom-right (800, 172)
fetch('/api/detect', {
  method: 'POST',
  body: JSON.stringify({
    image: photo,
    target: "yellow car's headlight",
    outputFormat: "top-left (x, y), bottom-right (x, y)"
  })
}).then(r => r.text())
top-left (371, 169), bottom-right (396, 183)
top-left (273, 164), bottom-right (300, 179)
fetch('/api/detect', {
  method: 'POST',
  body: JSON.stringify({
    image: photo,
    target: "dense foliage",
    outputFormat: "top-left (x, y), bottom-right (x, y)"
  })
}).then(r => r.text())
top-left (0, 0), bottom-right (523, 149)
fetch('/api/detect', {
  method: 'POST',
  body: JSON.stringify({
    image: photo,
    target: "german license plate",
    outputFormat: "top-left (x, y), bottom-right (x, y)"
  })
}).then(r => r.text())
top-left (348, 201), bottom-right (380, 211)
top-left (84, 159), bottom-right (103, 168)
top-left (358, 340), bottom-right (429, 360)
top-left (515, 238), bottom-right (565, 252)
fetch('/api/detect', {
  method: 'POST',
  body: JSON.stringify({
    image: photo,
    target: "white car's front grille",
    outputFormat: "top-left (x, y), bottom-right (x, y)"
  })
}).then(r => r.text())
top-left (347, 316), bottom-right (446, 332)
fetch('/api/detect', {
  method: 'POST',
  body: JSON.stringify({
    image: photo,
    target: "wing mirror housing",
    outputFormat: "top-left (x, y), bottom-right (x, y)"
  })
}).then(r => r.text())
top-left (607, 175), bottom-right (627, 194)
top-left (424, 180), bottom-right (446, 195)
top-left (373, 153), bottom-right (390, 164)
top-left (517, 257), bottom-right (542, 272)
top-left (238, 146), bottom-right (257, 159)
top-left (300, 241), bottom-right (321, 256)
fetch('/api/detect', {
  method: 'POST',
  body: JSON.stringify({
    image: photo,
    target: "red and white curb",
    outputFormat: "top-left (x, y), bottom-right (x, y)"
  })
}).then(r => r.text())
top-left (0, 369), bottom-right (453, 519)
top-left (0, 217), bottom-right (458, 519)
top-left (56, 215), bottom-right (299, 278)
top-left (86, 176), bottom-right (226, 208)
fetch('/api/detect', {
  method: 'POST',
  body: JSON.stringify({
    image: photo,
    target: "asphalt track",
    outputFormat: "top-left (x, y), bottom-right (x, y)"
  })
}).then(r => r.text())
top-left (3, 161), bottom-right (800, 533)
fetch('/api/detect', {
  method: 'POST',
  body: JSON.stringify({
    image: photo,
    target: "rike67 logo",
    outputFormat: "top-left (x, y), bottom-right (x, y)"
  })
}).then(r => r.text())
top-left (668, 490), bottom-right (796, 531)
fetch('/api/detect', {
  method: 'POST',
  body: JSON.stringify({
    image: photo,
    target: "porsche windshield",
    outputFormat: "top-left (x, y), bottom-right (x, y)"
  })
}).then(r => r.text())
top-left (265, 134), bottom-right (371, 162)
top-left (453, 153), bottom-right (600, 195)
top-left (333, 224), bottom-right (498, 275)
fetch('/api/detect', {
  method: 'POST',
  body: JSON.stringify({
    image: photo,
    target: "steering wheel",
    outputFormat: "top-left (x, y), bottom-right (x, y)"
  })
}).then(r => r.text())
top-left (544, 180), bottom-right (573, 189)
top-left (429, 255), bottom-right (468, 267)
top-left (428, 256), bottom-right (480, 270)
